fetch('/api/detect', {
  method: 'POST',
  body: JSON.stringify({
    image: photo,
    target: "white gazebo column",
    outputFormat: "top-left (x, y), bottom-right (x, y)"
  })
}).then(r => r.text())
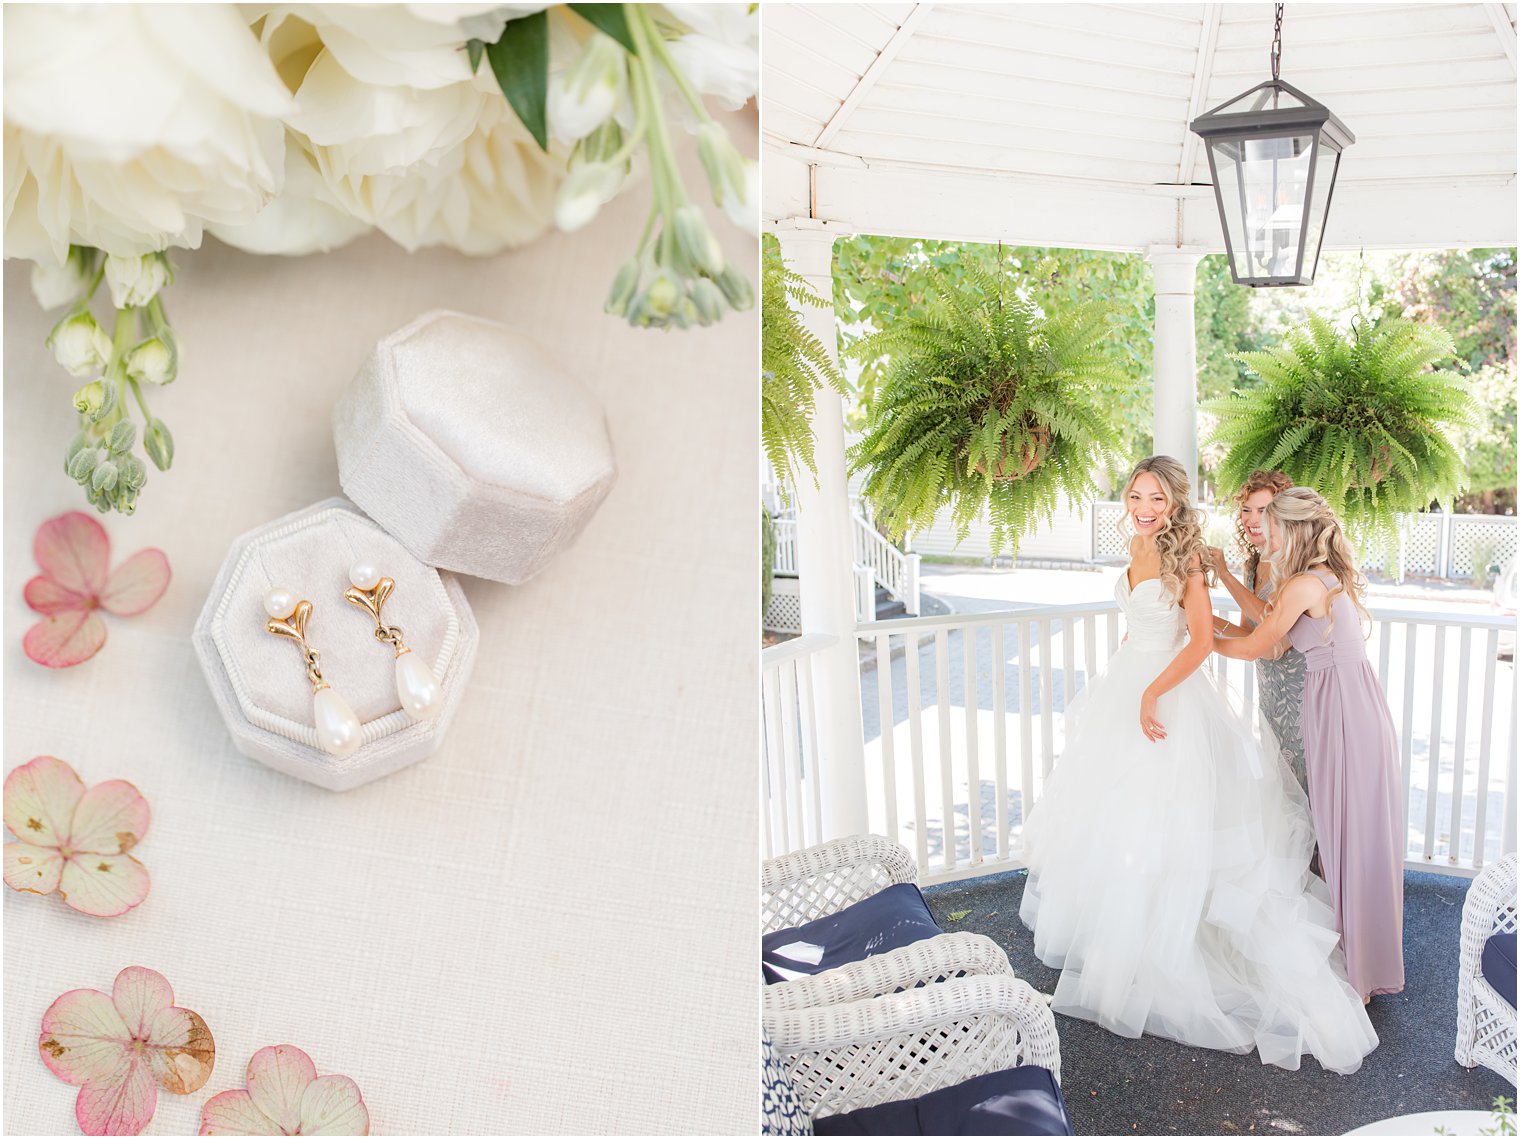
top-left (1146, 247), bottom-right (1207, 496)
top-left (774, 221), bottom-right (869, 839)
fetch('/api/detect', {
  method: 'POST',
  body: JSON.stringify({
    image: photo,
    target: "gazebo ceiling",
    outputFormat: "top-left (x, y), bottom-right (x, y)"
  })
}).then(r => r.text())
top-left (763, 3), bottom-right (1518, 252)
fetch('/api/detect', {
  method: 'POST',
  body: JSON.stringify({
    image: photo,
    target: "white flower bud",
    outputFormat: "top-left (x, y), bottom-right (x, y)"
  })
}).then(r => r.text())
top-left (124, 336), bottom-right (176, 386)
top-left (722, 160), bottom-right (759, 237)
top-left (104, 252), bottom-right (173, 309)
top-left (549, 36), bottom-right (624, 143)
top-left (47, 310), bottom-right (113, 377)
top-left (31, 248), bottom-right (95, 311)
top-left (554, 162), bottom-right (623, 232)
top-left (673, 206), bottom-right (724, 276)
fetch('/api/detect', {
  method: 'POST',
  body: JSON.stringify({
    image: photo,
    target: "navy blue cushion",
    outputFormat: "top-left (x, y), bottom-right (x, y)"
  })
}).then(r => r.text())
top-left (762, 883), bottom-right (942, 984)
top-left (1482, 932), bottom-right (1517, 1008)
top-left (814, 1065), bottom-right (1074, 1137)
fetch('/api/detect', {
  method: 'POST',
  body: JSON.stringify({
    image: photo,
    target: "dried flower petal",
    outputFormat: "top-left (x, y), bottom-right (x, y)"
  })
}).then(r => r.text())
top-left (68, 781), bottom-right (150, 855)
top-left (4, 757), bottom-right (152, 917)
top-left (22, 512), bottom-right (170, 667)
top-left (3, 755), bottom-right (84, 847)
top-left (59, 852), bottom-right (150, 918)
top-left (3, 841), bottom-right (64, 893)
top-left (200, 1046), bottom-right (367, 1136)
top-left (99, 549), bottom-right (171, 617)
top-left (24, 610), bottom-right (108, 669)
top-left (39, 968), bottom-right (215, 1136)
top-left (33, 512), bottom-right (110, 598)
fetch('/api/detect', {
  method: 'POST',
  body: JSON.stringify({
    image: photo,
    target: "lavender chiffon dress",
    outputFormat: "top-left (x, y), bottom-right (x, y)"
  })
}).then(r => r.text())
top-left (1288, 571), bottom-right (1406, 999)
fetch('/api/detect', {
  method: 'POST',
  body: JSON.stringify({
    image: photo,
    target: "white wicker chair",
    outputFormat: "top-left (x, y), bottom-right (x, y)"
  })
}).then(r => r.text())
top-left (762, 834), bottom-right (919, 934)
top-left (763, 836), bottom-right (1063, 1124)
top-left (766, 967), bottom-right (1063, 1121)
top-left (1456, 852), bottom-right (1517, 1085)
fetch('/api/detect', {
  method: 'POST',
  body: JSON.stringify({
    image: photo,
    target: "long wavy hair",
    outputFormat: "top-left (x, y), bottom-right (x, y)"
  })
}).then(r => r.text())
top-left (1118, 455), bottom-right (1211, 606)
top-left (1233, 469), bottom-right (1294, 588)
top-left (1264, 487), bottom-right (1371, 639)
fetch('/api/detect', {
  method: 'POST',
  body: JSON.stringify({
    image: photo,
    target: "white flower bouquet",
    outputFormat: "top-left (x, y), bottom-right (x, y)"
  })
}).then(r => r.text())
top-left (4, 2), bottom-right (758, 514)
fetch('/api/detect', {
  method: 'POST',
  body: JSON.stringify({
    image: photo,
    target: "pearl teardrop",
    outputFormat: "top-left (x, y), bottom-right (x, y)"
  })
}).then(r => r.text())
top-left (313, 686), bottom-right (362, 757)
top-left (264, 588), bottom-right (297, 620)
top-left (349, 561), bottom-right (382, 591)
top-left (395, 651), bottom-right (442, 721)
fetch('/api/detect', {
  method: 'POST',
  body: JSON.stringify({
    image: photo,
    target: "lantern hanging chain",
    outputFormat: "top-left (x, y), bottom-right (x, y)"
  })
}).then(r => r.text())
top-left (1270, 3), bottom-right (1284, 81)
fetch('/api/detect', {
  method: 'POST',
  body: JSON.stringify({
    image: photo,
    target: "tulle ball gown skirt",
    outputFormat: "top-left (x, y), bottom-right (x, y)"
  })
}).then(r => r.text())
top-left (1017, 640), bottom-right (1378, 1075)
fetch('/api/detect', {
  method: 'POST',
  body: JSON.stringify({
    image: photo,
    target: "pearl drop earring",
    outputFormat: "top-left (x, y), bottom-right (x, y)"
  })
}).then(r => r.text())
top-left (344, 563), bottom-right (442, 722)
top-left (264, 590), bottom-right (363, 758)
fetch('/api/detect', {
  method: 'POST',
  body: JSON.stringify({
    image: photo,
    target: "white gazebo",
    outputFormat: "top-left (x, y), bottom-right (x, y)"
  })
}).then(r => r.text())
top-left (761, 3), bottom-right (1517, 861)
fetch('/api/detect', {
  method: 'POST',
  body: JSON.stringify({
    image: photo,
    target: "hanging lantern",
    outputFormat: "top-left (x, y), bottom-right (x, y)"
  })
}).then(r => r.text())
top-left (1189, 5), bottom-right (1354, 287)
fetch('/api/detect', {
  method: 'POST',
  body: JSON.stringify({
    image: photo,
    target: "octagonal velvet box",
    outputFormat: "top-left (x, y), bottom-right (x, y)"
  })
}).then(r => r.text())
top-left (332, 310), bottom-right (617, 584)
top-left (192, 498), bottom-right (479, 791)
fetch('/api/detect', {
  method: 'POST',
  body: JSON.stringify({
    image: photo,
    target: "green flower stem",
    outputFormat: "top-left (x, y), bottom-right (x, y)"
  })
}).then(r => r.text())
top-left (635, 5), bottom-right (713, 124)
top-left (625, 8), bottom-right (688, 261)
top-left (127, 377), bottom-right (153, 423)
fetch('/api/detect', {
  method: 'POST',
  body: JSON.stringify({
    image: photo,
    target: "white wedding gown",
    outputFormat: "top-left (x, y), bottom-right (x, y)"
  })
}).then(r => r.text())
top-left (1017, 571), bottom-right (1378, 1074)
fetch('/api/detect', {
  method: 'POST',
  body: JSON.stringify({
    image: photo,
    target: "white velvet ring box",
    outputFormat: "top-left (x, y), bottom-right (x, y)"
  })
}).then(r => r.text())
top-left (192, 498), bottom-right (479, 791)
top-left (333, 309), bottom-right (617, 584)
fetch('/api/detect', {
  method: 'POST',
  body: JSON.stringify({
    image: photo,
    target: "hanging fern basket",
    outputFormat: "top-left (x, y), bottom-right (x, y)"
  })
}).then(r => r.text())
top-left (974, 422), bottom-right (1053, 481)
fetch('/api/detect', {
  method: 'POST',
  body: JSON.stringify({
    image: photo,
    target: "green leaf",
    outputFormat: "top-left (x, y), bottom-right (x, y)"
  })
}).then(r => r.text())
top-left (946, 909), bottom-right (973, 922)
top-left (467, 38), bottom-right (485, 73)
top-left (568, 4), bottom-right (637, 54)
top-left (486, 12), bottom-right (549, 151)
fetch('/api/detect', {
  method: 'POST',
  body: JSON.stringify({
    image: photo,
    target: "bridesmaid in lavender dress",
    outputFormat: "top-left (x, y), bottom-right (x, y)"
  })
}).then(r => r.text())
top-left (1213, 488), bottom-right (1405, 1002)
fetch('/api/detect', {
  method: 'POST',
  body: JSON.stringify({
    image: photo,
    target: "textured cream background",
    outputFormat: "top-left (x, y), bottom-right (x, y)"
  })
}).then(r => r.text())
top-left (3, 111), bottom-right (759, 1135)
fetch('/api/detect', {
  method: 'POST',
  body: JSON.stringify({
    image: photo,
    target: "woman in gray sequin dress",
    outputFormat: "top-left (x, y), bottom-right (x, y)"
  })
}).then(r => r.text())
top-left (1208, 470), bottom-right (1309, 794)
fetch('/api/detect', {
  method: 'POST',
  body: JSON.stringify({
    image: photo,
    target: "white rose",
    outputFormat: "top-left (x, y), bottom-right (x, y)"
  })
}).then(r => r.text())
top-left (3, 4), bottom-right (292, 263)
top-left (661, 3), bottom-right (758, 112)
top-left (207, 136), bottom-right (371, 256)
top-left (46, 310), bottom-right (112, 377)
top-left (104, 253), bottom-right (173, 310)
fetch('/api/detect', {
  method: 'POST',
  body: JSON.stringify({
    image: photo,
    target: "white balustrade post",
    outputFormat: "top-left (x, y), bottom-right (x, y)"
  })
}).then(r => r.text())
top-left (907, 553), bottom-right (922, 617)
top-left (1146, 248), bottom-right (1207, 498)
top-left (774, 221), bottom-right (869, 839)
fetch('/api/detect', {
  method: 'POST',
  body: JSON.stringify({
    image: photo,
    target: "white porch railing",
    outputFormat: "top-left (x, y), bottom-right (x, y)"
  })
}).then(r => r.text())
top-left (851, 509), bottom-right (922, 615)
top-left (761, 633), bottom-right (835, 860)
top-left (772, 516), bottom-right (798, 575)
top-left (763, 599), bottom-right (1518, 886)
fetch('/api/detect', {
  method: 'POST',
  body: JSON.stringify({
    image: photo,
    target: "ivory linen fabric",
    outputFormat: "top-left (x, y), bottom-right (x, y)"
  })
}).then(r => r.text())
top-left (3, 111), bottom-right (759, 1134)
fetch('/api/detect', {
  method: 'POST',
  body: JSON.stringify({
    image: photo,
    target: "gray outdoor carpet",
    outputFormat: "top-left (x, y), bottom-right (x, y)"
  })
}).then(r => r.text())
top-left (923, 869), bottom-right (1514, 1136)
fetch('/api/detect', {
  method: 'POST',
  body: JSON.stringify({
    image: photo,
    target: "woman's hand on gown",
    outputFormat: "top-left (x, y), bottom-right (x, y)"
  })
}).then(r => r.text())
top-left (1140, 688), bottom-right (1167, 741)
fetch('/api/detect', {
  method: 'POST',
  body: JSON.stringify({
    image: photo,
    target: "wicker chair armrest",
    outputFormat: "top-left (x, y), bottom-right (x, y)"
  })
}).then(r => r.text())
top-left (767, 975), bottom-right (1062, 1119)
top-left (764, 932), bottom-right (1015, 1013)
top-left (761, 835), bottom-right (919, 934)
top-left (1461, 853), bottom-right (1518, 970)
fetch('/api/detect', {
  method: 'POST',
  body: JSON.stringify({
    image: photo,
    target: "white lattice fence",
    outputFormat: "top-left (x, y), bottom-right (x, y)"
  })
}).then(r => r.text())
top-left (1398, 513), bottom-right (1445, 577)
top-left (1450, 516), bottom-right (1519, 579)
top-left (1093, 501), bottom-right (1127, 558)
top-left (766, 576), bottom-right (802, 634)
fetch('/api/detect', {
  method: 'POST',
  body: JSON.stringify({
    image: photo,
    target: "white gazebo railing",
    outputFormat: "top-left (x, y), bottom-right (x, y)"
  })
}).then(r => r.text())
top-left (762, 600), bottom-right (1518, 883)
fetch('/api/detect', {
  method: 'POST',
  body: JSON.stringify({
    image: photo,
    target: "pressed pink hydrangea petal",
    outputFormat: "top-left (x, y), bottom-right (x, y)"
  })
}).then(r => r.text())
top-left (75, 1054), bottom-right (157, 1137)
top-left (59, 852), bottom-right (150, 917)
top-left (245, 1045), bottom-right (317, 1134)
top-left (24, 573), bottom-right (91, 615)
top-left (112, 967), bottom-right (174, 1040)
top-left (4, 756), bottom-right (85, 847)
top-left (145, 1005), bottom-right (216, 1095)
top-left (39, 988), bottom-right (130, 1087)
top-left (70, 780), bottom-right (151, 855)
top-left (4, 840), bottom-right (63, 894)
top-left (199, 1089), bottom-right (280, 1135)
top-left (24, 610), bottom-right (108, 668)
top-left (34, 512), bottom-right (110, 598)
top-left (299, 1074), bottom-right (369, 1135)
top-left (99, 548), bottom-right (170, 617)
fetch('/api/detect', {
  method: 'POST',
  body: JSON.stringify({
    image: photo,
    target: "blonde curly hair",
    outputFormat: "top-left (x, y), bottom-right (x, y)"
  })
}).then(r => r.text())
top-left (1118, 455), bottom-right (1212, 607)
top-left (1264, 487), bottom-right (1371, 639)
top-left (1232, 469), bottom-right (1294, 587)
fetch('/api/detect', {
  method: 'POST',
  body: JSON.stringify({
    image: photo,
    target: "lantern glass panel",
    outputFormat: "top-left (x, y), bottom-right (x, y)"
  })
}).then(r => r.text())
top-left (1297, 144), bottom-right (1341, 282)
top-left (1211, 132), bottom-right (1315, 282)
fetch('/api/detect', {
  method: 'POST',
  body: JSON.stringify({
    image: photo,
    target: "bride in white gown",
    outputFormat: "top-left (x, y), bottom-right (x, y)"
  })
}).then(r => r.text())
top-left (1018, 456), bottom-right (1377, 1075)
